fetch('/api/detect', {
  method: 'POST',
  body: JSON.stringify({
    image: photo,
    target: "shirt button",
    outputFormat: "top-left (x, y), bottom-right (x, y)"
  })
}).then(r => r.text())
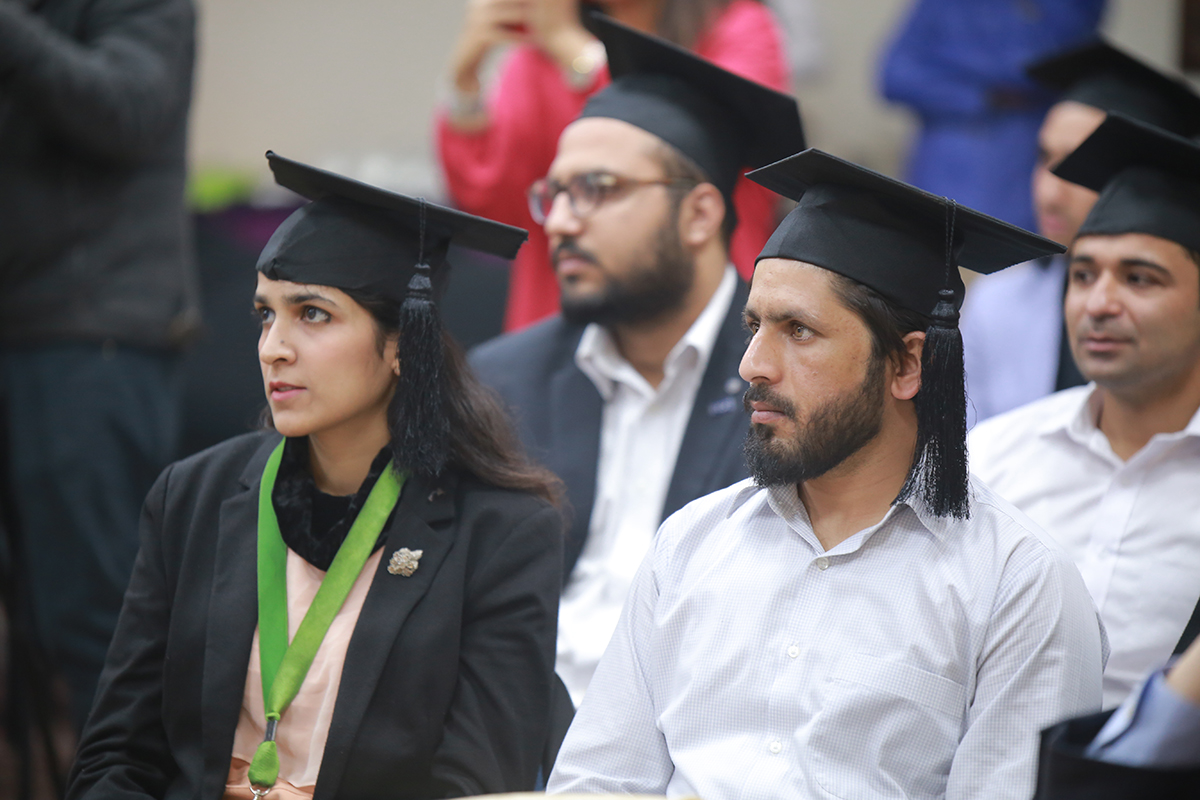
top-left (769, 741), bottom-right (783, 754)
top-left (787, 645), bottom-right (799, 658)
top-left (816, 557), bottom-right (830, 571)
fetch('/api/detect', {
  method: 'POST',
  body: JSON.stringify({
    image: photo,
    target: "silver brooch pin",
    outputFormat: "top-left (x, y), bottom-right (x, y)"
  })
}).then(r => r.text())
top-left (387, 548), bottom-right (423, 577)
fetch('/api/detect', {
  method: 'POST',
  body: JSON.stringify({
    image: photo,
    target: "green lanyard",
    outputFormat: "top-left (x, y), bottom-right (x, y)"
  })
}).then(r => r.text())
top-left (248, 440), bottom-right (405, 796)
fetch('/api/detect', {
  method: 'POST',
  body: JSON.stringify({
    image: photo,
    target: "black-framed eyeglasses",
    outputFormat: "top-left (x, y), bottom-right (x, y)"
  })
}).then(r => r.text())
top-left (526, 171), bottom-right (697, 225)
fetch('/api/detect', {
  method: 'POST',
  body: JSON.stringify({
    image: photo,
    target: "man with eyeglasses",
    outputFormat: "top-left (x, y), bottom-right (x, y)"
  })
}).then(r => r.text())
top-left (470, 14), bottom-right (804, 716)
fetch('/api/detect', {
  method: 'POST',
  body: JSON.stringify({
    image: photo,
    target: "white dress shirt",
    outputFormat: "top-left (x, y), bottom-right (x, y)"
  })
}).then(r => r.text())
top-left (557, 266), bottom-right (738, 705)
top-left (548, 476), bottom-right (1105, 800)
top-left (970, 386), bottom-right (1200, 708)
top-left (960, 256), bottom-right (1066, 427)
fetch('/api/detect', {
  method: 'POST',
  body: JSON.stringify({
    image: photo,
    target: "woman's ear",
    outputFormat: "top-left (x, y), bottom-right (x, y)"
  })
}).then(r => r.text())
top-left (891, 330), bottom-right (925, 401)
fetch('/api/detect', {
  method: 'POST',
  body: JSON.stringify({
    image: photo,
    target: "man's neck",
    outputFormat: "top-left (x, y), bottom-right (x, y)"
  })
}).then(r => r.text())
top-left (1097, 369), bottom-right (1200, 461)
top-left (610, 255), bottom-right (727, 388)
top-left (307, 413), bottom-right (392, 496)
top-left (798, 410), bottom-right (918, 552)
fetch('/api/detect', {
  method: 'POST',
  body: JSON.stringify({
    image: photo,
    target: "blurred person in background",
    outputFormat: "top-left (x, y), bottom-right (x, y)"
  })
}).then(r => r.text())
top-left (437, 0), bottom-right (791, 331)
top-left (880, 0), bottom-right (1104, 233)
top-left (470, 16), bottom-right (804, 716)
top-left (0, 0), bottom-right (199, 733)
top-left (960, 39), bottom-right (1200, 424)
top-left (970, 114), bottom-right (1200, 710)
top-left (67, 155), bottom-right (565, 800)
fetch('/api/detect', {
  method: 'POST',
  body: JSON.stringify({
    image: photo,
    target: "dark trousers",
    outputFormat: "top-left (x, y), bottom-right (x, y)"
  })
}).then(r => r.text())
top-left (1, 343), bottom-right (179, 731)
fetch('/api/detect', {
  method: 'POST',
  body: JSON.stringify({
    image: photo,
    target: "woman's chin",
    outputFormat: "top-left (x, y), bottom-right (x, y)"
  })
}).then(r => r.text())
top-left (270, 412), bottom-right (315, 439)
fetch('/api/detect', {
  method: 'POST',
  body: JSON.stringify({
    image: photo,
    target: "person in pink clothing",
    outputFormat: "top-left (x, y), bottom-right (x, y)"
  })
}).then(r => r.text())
top-left (438, 0), bottom-right (791, 330)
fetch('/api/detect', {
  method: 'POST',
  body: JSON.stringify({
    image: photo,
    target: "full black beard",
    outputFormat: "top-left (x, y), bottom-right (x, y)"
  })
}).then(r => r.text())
top-left (557, 214), bottom-right (695, 326)
top-left (743, 352), bottom-right (887, 488)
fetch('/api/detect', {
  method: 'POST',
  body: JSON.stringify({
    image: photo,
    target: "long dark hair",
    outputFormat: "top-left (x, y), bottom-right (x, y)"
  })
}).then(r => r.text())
top-left (342, 288), bottom-right (562, 506)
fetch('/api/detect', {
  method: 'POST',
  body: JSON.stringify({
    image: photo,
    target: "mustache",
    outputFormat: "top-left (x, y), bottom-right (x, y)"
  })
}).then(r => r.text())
top-left (552, 239), bottom-right (600, 268)
top-left (743, 383), bottom-right (797, 420)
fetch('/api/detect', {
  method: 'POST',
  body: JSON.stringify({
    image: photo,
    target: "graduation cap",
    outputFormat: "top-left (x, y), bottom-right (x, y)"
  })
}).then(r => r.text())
top-left (1053, 113), bottom-right (1200, 254)
top-left (578, 12), bottom-right (804, 213)
top-left (1026, 38), bottom-right (1200, 137)
top-left (257, 152), bottom-right (529, 477)
top-left (749, 149), bottom-right (1064, 518)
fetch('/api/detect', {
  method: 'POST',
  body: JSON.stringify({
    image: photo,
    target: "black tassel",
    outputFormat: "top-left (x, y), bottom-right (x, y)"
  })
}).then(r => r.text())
top-left (900, 289), bottom-right (970, 518)
top-left (396, 261), bottom-right (449, 478)
top-left (897, 199), bottom-right (970, 519)
top-left (394, 199), bottom-right (449, 478)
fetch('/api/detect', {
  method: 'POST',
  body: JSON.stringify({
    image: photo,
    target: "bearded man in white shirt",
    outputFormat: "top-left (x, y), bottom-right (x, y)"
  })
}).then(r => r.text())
top-left (548, 149), bottom-right (1105, 800)
top-left (470, 15), bottom-right (805, 723)
top-left (971, 114), bottom-right (1200, 710)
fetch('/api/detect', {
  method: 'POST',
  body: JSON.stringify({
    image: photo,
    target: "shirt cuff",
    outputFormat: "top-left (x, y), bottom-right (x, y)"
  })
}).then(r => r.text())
top-left (1086, 668), bottom-right (1200, 768)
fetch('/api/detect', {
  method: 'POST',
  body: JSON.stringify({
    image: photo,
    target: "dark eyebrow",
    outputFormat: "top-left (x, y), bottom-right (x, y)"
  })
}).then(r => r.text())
top-left (1117, 258), bottom-right (1171, 275)
top-left (284, 291), bottom-right (338, 306)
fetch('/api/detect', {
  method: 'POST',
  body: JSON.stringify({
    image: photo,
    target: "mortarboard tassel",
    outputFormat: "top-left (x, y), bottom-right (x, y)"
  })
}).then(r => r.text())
top-left (395, 200), bottom-right (449, 478)
top-left (900, 200), bottom-right (970, 519)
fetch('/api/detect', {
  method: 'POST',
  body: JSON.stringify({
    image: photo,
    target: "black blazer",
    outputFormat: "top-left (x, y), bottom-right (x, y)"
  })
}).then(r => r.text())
top-left (67, 431), bottom-right (563, 800)
top-left (1033, 710), bottom-right (1200, 799)
top-left (470, 280), bottom-right (751, 577)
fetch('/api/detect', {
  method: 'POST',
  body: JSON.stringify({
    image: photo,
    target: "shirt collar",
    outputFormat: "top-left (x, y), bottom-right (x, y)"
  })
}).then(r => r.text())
top-left (1044, 383), bottom-right (1200, 452)
top-left (575, 265), bottom-right (738, 401)
top-left (759, 480), bottom-right (947, 556)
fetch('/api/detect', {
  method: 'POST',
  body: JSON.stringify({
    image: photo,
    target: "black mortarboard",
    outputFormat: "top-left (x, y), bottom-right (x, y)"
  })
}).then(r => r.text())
top-left (1053, 112), bottom-right (1200, 253)
top-left (578, 12), bottom-right (804, 209)
top-left (1026, 38), bottom-right (1200, 137)
top-left (749, 149), bottom-right (1064, 519)
top-left (258, 151), bottom-right (527, 301)
top-left (749, 149), bottom-right (1064, 317)
top-left (257, 152), bottom-right (529, 478)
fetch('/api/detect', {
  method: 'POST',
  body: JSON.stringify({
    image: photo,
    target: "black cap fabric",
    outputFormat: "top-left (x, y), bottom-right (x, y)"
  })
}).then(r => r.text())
top-left (1027, 38), bottom-right (1200, 137)
top-left (1053, 112), bottom-right (1200, 253)
top-left (749, 149), bottom-right (1065, 317)
top-left (257, 152), bottom-right (528, 303)
top-left (579, 12), bottom-right (804, 203)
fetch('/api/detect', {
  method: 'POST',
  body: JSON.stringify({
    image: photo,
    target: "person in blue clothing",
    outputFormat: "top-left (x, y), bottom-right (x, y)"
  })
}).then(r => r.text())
top-left (880, 0), bottom-right (1104, 232)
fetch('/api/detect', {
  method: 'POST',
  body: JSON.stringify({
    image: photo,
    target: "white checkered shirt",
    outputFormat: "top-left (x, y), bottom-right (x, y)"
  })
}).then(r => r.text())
top-left (547, 476), bottom-right (1107, 800)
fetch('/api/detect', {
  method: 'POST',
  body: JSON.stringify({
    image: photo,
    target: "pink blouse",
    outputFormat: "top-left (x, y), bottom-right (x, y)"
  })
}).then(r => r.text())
top-left (224, 548), bottom-right (384, 800)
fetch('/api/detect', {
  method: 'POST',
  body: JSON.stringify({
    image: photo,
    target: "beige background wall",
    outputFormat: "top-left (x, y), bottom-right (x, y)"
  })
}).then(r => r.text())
top-left (189, 0), bottom-right (1189, 196)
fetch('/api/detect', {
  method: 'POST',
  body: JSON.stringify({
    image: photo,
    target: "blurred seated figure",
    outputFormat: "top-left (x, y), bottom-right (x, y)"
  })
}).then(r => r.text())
top-left (0, 0), bottom-right (198, 732)
top-left (66, 155), bottom-right (564, 800)
top-left (971, 115), bottom-right (1200, 709)
top-left (471, 16), bottom-right (803, 713)
top-left (880, 0), bottom-right (1103, 232)
top-left (548, 150), bottom-right (1104, 800)
top-left (437, 0), bottom-right (790, 330)
top-left (1034, 633), bottom-right (1200, 798)
top-left (961, 39), bottom-right (1200, 425)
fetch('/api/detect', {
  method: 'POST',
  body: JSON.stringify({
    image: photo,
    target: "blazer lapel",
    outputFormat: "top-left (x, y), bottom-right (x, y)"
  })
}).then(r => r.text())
top-left (546, 360), bottom-right (602, 579)
top-left (663, 280), bottom-right (752, 518)
top-left (314, 473), bottom-right (459, 800)
top-left (200, 435), bottom-right (278, 800)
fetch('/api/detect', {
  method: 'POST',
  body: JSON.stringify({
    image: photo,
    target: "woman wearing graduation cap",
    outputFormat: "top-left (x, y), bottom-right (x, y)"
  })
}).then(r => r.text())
top-left (66, 153), bottom-right (565, 800)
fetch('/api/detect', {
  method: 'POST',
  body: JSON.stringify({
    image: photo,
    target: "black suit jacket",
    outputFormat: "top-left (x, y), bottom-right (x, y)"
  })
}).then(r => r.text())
top-left (67, 431), bottom-right (563, 800)
top-left (1033, 710), bottom-right (1200, 799)
top-left (470, 281), bottom-right (751, 577)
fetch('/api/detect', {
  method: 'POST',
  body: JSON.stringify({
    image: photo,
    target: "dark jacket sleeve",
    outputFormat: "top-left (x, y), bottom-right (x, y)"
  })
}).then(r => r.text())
top-left (1033, 711), bottom-right (1200, 800)
top-left (0, 0), bottom-right (195, 162)
top-left (66, 464), bottom-right (179, 800)
top-left (429, 501), bottom-right (564, 795)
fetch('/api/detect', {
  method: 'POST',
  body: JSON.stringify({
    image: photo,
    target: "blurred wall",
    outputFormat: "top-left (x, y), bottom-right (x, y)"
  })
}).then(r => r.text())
top-left (189, 0), bottom-right (1189, 189)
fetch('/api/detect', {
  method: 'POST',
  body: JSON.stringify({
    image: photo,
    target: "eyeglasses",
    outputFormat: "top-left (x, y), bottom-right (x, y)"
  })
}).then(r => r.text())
top-left (526, 171), bottom-right (697, 225)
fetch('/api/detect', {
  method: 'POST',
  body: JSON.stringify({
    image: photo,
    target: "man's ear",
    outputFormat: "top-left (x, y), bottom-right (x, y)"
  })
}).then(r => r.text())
top-left (678, 183), bottom-right (726, 248)
top-left (891, 330), bottom-right (924, 401)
